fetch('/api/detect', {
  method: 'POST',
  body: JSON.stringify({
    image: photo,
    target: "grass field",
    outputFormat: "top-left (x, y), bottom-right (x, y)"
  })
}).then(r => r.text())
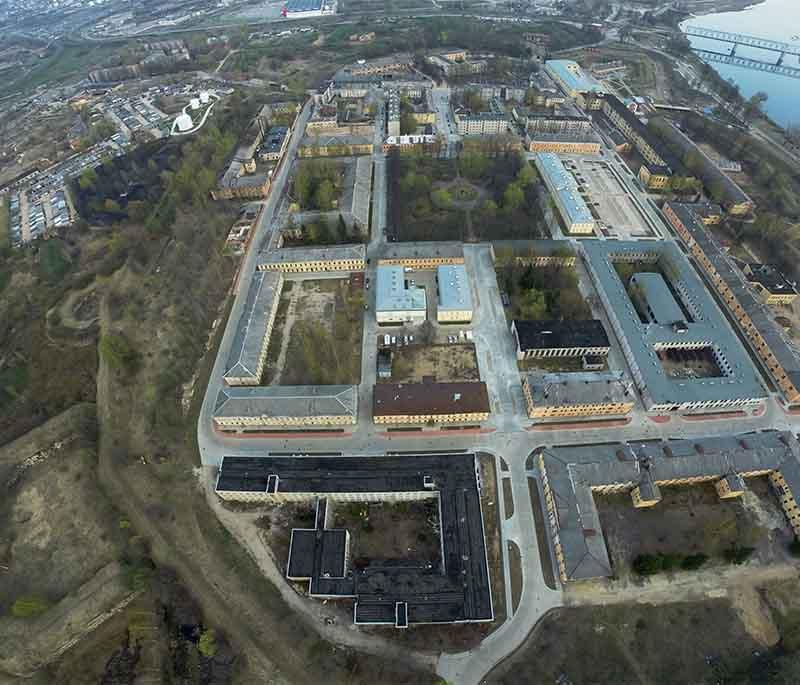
top-left (39, 239), bottom-right (71, 283)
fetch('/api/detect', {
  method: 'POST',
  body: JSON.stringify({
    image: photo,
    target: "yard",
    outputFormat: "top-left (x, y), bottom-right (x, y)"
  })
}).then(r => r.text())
top-left (332, 500), bottom-right (441, 567)
top-left (291, 159), bottom-right (345, 212)
top-left (383, 343), bottom-right (479, 384)
top-left (388, 151), bottom-right (548, 242)
top-left (263, 279), bottom-right (364, 386)
top-left (595, 478), bottom-right (791, 578)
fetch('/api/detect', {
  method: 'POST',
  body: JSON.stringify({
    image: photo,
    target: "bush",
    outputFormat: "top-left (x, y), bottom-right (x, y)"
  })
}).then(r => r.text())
top-left (632, 553), bottom-right (663, 576)
top-left (99, 332), bottom-right (139, 373)
top-left (789, 539), bottom-right (800, 557)
top-left (724, 546), bottom-right (755, 565)
top-left (198, 628), bottom-right (218, 658)
top-left (680, 553), bottom-right (708, 571)
top-left (11, 595), bottom-right (50, 618)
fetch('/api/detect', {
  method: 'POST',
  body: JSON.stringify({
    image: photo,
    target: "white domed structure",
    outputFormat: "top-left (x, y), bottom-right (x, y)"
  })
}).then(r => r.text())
top-left (199, 91), bottom-right (210, 104)
top-left (190, 97), bottom-right (201, 110)
top-left (175, 112), bottom-right (193, 132)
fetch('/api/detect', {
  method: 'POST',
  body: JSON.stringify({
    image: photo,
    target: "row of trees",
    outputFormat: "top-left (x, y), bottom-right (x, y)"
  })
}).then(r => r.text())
top-left (287, 214), bottom-right (363, 247)
top-left (633, 546), bottom-right (754, 576)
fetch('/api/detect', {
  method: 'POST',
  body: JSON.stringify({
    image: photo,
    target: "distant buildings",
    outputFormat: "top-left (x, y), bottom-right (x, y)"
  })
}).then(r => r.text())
top-left (534, 152), bottom-right (595, 234)
top-left (544, 60), bottom-right (606, 109)
top-left (373, 382), bottom-right (491, 425)
top-left (601, 95), bottom-right (686, 190)
top-left (427, 49), bottom-right (488, 77)
top-left (284, 0), bottom-right (336, 18)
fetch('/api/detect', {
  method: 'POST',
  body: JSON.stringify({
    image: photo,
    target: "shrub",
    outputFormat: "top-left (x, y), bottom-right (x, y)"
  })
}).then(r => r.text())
top-left (198, 628), bottom-right (218, 658)
top-left (632, 553), bottom-right (662, 576)
top-left (11, 595), bottom-right (50, 618)
top-left (681, 553), bottom-right (708, 570)
top-left (724, 546), bottom-right (755, 565)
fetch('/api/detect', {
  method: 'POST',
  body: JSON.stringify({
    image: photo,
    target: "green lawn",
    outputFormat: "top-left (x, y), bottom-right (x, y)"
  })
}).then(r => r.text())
top-left (39, 239), bottom-right (71, 284)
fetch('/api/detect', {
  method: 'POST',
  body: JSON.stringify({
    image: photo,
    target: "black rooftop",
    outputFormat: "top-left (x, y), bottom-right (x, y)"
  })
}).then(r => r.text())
top-left (513, 319), bottom-right (609, 351)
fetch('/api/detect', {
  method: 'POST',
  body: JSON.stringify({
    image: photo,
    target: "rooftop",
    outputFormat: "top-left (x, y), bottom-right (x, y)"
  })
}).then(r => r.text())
top-left (525, 371), bottom-right (633, 407)
top-left (437, 264), bottom-right (473, 312)
top-left (534, 153), bottom-right (594, 227)
top-left (513, 319), bottom-right (609, 352)
top-left (257, 244), bottom-right (365, 267)
top-left (261, 126), bottom-right (288, 154)
top-left (224, 271), bottom-right (283, 383)
top-left (373, 382), bottom-right (490, 418)
top-left (537, 431), bottom-right (800, 581)
top-left (582, 239), bottom-right (766, 407)
top-left (286, 0), bottom-right (323, 11)
top-left (216, 453), bottom-right (493, 626)
top-left (744, 263), bottom-right (798, 296)
top-left (630, 272), bottom-right (686, 325)
top-left (214, 384), bottom-right (358, 423)
top-left (375, 265), bottom-right (427, 313)
top-left (378, 241), bottom-right (464, 263)
top-left (544, 60), bottom-right (606, 95)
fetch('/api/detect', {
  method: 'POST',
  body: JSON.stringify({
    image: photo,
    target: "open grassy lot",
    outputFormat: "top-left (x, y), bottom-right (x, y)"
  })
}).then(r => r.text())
top-left (385, 343), bottom-right (479, 384)
top-left (265, 278), bottom-right (364, 386)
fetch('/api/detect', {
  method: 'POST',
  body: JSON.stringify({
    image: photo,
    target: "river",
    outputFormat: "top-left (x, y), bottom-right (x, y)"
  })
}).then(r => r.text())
top-left (680, 0), bottom-right (800, 127)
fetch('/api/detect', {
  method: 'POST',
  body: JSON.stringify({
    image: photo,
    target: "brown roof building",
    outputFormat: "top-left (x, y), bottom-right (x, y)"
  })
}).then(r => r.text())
top-left (373, 382), bottom-right (491, 425)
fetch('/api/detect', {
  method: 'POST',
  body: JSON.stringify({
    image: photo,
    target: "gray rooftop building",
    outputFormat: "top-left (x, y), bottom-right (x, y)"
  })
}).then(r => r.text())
top-left (213, 384), bottom-right (358, 432)
top-left (257, 244), bottom-right (366, 272)
top-left (536, 431), bottom-right (800, 583)
top-left (437, 264), bottom-right (473, 322)
top-left (582, 239), bottom-right (766, 412)
top-left (223, 271), bottom-right (284, 385)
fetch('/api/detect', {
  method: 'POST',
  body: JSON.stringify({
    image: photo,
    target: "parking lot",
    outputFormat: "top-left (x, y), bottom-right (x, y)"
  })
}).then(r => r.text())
top-left (562, 156), bottom-right (656, 240)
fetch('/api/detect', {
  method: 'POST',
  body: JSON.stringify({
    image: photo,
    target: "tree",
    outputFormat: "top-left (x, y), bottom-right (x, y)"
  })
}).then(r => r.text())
top-left (198, 628), bottom-right (218, 658)
top-left (518, 288), bottom-right (547, 319)
top-left (557, 289), bottom-right (590, 320)
top-left (680, 553), bottom-right (708, 570)
top-left (336, 214), bottom-right (348, 242)
top-left (517, 163), bottom-right (538, 186)
top-left (314, 179), bottom-right (335, 211)
top-left (431, 188), bottom-right (453, 208)
top-left (460, 151), bottom-right (489, 180)
top-left (99, 333), bottom-right (139, 374)
top-left (503, 182), bottom-right (525, 211)
top-left (632, 553), bottom-right (662, 576)
top-left (399, 111), bottom-right (417, 135)
top-left (78, 167), bottom-right (98, 190)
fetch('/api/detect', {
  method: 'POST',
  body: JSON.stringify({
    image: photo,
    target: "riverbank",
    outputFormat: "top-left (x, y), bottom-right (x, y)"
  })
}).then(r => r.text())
top-left (682, 0), bottom-right (766, 18)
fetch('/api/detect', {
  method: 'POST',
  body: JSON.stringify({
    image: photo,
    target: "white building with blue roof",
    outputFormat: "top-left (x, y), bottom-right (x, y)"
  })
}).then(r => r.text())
top-left (376, 265), bottom-right (427, 324)
top-left (534, 152), bottom-right (595, 234)
top-left (436, 264), bottom-right (473, 323)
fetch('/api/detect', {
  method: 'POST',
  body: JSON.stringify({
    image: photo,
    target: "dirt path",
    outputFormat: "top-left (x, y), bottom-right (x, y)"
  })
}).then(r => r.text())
top-left (566, 562), bottom-right (799, 608)
top-left (203, 478), bottom-right (438, 670)
top-left (271, 285), bottom-right (301, 385)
